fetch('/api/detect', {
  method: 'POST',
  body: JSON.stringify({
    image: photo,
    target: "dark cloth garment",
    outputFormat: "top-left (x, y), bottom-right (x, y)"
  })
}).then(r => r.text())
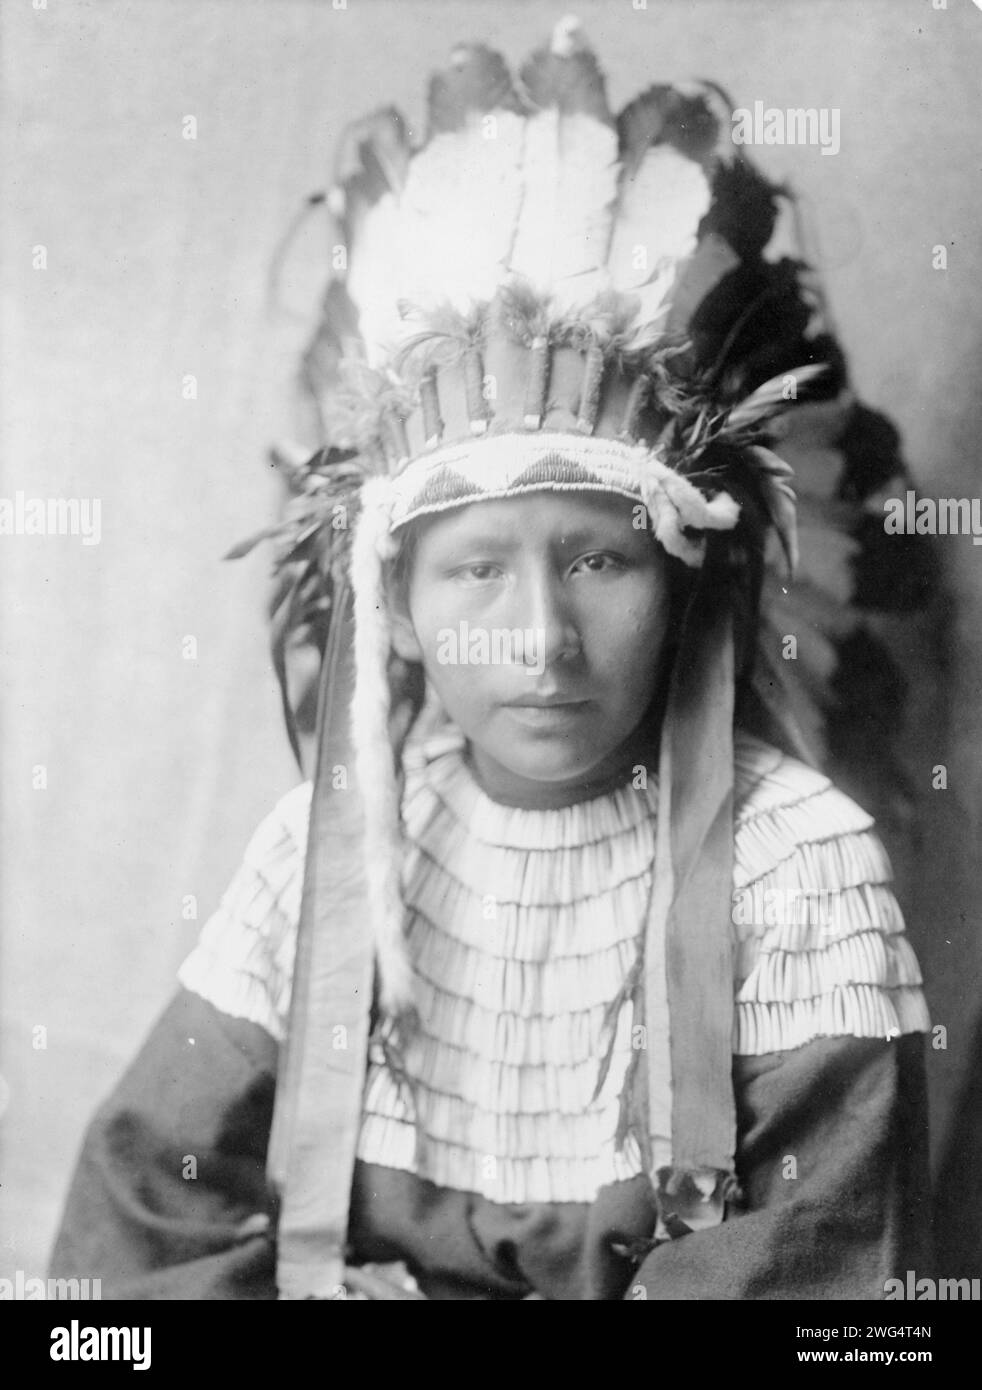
top-left (933, 1009), bottom-right (982, 1280)
top-left (51, 988), bottom-right (932, 1300)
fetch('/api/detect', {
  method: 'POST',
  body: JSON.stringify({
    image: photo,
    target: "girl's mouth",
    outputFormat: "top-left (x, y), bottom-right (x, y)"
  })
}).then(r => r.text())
top-left (503, 700), bottom-right (590, 730)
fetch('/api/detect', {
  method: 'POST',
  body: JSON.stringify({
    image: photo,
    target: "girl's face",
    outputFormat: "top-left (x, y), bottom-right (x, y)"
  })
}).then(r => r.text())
top-left (389, 491), bottom-right (671, 807)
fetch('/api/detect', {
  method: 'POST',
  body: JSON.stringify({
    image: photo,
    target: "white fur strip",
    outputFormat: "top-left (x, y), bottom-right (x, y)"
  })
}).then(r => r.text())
top-left (350, 476), bottom-right (415, 1014)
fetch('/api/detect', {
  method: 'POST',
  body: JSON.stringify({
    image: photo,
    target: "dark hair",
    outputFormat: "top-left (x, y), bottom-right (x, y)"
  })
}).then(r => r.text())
top-left (388, 516), bottom-right (424, 600)
top-left (654, 447), bottom-right (771, 738)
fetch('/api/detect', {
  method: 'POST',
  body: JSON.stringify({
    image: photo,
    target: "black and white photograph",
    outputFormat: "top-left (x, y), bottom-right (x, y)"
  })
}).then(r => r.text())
top-left (2, 0), bottom-right (981, 1344)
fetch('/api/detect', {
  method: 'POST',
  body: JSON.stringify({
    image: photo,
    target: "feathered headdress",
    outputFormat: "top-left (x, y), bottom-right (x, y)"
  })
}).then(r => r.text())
top-left (238, 18), bottom-right (938, 1298)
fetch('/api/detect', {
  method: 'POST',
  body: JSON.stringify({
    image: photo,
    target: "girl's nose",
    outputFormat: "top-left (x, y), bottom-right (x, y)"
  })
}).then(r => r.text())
top-left (517, 573), bottom-right (582, 668)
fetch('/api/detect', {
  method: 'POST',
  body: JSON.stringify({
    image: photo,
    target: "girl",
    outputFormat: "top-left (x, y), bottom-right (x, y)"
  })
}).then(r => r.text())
top-left (53, 21), bottom-right (932, 1300)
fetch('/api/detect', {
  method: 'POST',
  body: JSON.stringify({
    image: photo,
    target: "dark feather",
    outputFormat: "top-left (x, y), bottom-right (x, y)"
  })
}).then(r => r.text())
top-left (426, 44), bottom-right (523, 136)
top-left (617, 85), bottom-right (720, 175)
top-left (519, 28), bottom-right (611, 121)
top-left (331, 107), bottom-right (411, 208)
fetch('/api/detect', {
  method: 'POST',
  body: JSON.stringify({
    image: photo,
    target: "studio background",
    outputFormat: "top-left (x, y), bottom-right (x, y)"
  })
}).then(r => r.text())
top-left (2, 0), bottom-right (980, 1280)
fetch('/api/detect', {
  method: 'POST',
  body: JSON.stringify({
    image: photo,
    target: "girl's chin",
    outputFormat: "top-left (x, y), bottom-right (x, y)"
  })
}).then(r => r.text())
top-left (466, 739), bottom-right (627, 806)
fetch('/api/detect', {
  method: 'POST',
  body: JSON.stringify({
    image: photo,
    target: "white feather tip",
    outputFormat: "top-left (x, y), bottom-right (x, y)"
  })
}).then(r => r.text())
top-left (552, 15), bottom-right (585, 56)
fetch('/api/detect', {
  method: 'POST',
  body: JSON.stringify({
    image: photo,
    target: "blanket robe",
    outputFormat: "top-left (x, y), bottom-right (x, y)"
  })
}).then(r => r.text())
top-left (52, 737), bottom-right (933, 1300)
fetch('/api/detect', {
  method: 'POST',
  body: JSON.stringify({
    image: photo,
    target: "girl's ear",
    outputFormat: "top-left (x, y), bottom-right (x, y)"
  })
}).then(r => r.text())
top-left (386, 569), bottom-right (424, 664)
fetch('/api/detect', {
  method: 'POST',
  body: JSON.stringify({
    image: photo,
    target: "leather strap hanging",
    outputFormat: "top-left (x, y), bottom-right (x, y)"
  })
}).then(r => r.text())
top-left (267, 581), bottom-right (376, 1299)
top-left (645, 575), bottom-right (737, 1220)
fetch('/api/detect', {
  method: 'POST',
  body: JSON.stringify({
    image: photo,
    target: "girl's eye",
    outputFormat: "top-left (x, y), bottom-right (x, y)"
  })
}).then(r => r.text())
top-left (571, 552), bottom-right (624, 576)
top-left (453, 562), bottom-right (502, 582)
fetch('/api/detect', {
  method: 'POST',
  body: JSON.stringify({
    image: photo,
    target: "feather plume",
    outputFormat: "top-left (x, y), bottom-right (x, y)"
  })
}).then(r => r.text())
top-left (554, 288), bottom-right (639, 351)
top-left (494, 280), bottom-right (552, 344)
top-left (391, 46), bottom-right (526, 334)
top-left (608, 111), bottom-right (713, 332)
top-left (508, 21), bottom-right (619, 313)
top-left (721, 363), bottom-right (827, 435)
top-left (321, 361), bottom-right (414, 460)
top-left (331, 109), bottom-right (412, 366)
top-left (745, 444), bottom-right (799, 573)
top-left (394, 302), bottom-right (487, 368)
